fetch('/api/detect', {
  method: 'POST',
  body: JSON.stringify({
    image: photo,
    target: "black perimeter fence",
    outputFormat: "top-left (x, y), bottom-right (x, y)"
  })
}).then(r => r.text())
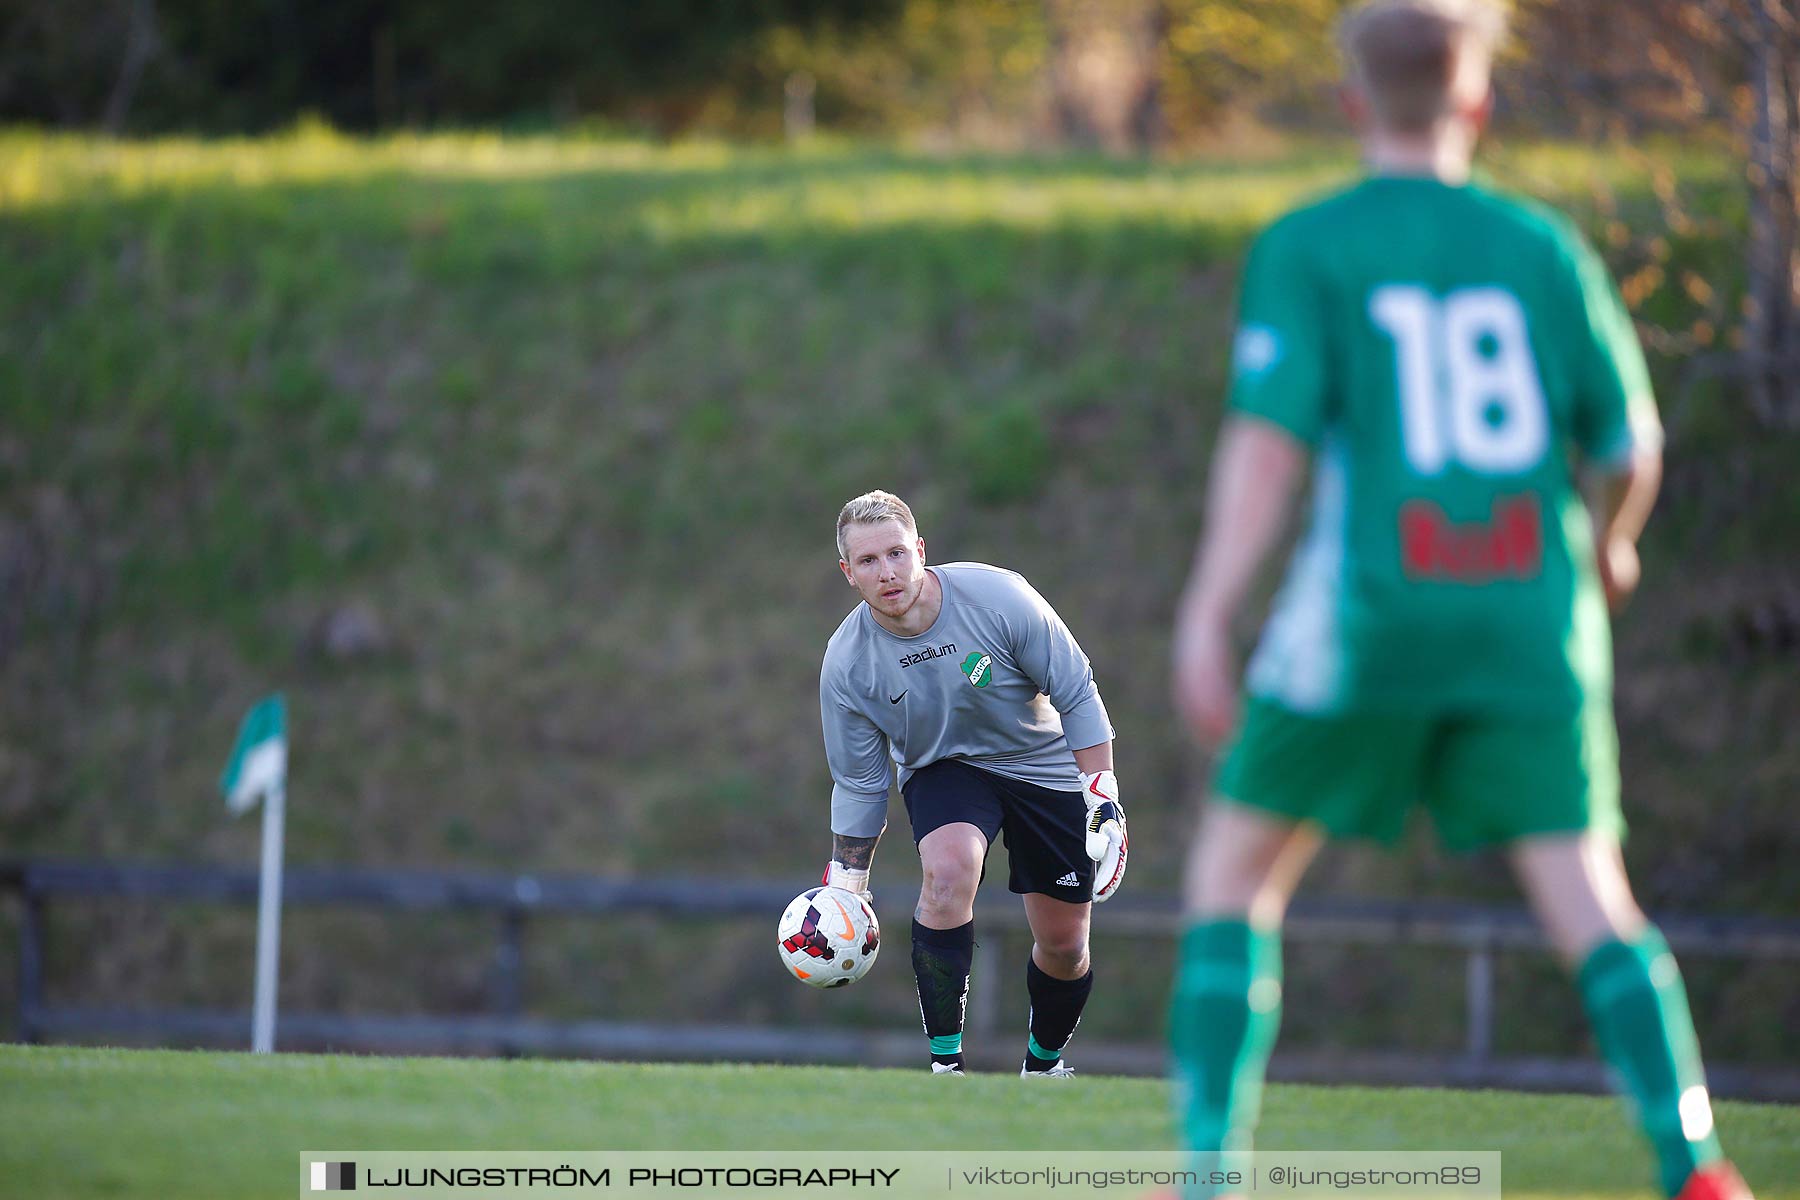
top-left (4, 858), bottom-right (1798, 1099)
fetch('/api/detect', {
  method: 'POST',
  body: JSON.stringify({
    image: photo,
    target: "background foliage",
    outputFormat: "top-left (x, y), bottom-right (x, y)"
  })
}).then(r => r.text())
top-left (2, 0), bottom-right (1797, 1072)
top-left (1, 130), bottom-right (1794, 1060)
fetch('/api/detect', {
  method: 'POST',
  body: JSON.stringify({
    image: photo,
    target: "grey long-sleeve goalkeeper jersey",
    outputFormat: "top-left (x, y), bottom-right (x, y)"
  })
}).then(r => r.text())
top-left (820, 562), bottom-right (1114, 838)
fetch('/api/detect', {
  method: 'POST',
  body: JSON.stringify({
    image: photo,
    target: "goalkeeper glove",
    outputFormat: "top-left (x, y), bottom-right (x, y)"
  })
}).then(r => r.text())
top-left (822, 860), bottom-right (873, 904)
top-left (1080, 770), bottom-right (1128, 903)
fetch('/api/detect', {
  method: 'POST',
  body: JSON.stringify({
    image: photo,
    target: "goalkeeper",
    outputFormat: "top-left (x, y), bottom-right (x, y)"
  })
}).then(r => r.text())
top-left (1169, 2), bottom-right (1752, 1198)
top-left (819, 490), bottom-right (1126, 1077)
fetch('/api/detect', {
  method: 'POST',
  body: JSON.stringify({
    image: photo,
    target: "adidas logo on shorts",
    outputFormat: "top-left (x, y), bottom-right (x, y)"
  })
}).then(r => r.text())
top-left (1055, 871), bottom-right (1080, 888)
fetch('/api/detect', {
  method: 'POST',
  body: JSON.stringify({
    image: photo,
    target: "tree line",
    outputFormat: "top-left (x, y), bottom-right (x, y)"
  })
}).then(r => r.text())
top-left (3, 0), bottom-right (1794, 422)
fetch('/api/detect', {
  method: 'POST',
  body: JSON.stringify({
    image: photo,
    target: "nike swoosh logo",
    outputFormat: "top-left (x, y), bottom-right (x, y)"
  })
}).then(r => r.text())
top-left (829, 897), bottom-right (856, 941)
top-left (888, 691), bottom-right (906, 704)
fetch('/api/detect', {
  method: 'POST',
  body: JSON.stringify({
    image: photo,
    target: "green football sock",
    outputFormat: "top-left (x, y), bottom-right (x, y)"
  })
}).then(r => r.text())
top-left (1577, 927), bottom-right (1723, 1197)
top-left (1168, 919), bottom-right (1283, 1162)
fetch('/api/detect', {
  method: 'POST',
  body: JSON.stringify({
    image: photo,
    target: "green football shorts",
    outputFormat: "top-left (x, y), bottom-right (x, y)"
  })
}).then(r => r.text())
top-left (1214, 696), bottom-right (1625, 852)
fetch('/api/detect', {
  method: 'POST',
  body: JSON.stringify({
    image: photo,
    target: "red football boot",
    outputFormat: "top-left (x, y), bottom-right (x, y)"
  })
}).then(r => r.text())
top-left (1675, 1162), bottom-right (1754, 1200)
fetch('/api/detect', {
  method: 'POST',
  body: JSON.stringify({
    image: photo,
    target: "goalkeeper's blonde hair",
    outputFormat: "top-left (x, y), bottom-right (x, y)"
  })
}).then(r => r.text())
top-left (836, 491), bottom-right (918, 561)
top-left (1337, 0), bottom-right (1508, 134)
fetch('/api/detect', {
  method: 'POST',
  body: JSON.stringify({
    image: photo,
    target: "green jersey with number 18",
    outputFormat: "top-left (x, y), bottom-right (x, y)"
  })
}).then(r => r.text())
top-left (1230, 175), bottom-right (1661, 717)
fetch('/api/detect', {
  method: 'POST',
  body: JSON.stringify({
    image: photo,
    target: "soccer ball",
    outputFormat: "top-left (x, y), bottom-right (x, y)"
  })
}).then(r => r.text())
top-left (777, 885), bottom-right (880, 988)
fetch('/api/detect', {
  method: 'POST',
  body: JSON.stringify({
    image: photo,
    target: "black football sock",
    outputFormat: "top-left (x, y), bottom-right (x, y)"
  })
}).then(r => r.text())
top-left (912, 919), bottom-right (974, 1068)
top-left (1024, 955), bottom-right (1093, 1069)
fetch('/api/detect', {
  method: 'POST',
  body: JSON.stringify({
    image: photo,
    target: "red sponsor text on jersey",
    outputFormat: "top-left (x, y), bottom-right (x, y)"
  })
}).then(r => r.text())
top-left (1399, 493), bottom-right (1543, 582)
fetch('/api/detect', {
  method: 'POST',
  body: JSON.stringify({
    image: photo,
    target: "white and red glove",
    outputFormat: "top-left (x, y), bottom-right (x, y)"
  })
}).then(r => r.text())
top-left (822, 861), bottom-right (873, 904)
top-left (1080, 770), bottom-right (1128, 903)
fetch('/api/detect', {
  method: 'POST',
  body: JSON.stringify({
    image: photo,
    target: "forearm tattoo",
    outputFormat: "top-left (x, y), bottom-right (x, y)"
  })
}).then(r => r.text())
top-left (833, 834), bottom-right (879, 870)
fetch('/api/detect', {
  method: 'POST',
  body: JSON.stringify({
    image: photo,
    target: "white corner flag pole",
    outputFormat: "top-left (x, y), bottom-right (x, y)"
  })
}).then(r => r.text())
top-left (221, 693), bottom-right (289, 1055)
top-left (251, 777), bottom-right (286, 1054)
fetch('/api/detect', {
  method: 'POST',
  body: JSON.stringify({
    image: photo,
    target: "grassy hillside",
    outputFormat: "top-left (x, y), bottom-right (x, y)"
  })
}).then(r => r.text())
top-left (1, 130), bottom-right (1795, 1058)
top-left (1, 1046), bottom-right (1797, 1199)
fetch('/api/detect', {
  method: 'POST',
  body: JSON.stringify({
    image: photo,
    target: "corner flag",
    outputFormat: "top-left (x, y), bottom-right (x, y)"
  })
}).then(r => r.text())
top-left (221, 693), bottom-right (287, 815)
top-left (221, 692), bottom-right (289, 1053)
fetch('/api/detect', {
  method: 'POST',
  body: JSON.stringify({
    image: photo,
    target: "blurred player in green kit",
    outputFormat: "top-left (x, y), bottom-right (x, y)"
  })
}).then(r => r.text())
top-left (1167, 2), bottom-right (1754, 1197)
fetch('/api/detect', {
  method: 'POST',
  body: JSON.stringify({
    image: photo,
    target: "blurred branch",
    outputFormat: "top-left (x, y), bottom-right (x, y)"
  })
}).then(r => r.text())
top-left (1740, 0), bottom-right (1800, 423)
top-left (100, 0), bottom-right (160, 133)
top-left (1516, 0), bottom-right (1800, 428)
top-left (0, 3), bottom-right (40, 104)
top-left (1046, 0), bottom-right (1166, 153)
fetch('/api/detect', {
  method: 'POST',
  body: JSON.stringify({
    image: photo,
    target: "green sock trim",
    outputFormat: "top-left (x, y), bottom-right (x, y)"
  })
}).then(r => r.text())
top-left (1578, 927), bottom-right (1722, 1197)
top-left (1027, 1034), bottom-right (1060, 1062)
top-left (929, 1033), bottom-right (962, 1056)
top-left (1176, 919), bottom-right (1283, 986)
top-left (1169, 918), bottom-right (1283, 1158)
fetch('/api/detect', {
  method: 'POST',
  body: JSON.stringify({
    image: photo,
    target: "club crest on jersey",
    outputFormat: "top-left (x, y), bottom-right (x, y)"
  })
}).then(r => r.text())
top-left (960, 651), bottom-right (993, 688)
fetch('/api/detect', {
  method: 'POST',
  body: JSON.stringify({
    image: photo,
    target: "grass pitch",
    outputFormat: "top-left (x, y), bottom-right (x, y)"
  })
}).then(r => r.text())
top-left (0, 1046), bottom-right (1794, 1199)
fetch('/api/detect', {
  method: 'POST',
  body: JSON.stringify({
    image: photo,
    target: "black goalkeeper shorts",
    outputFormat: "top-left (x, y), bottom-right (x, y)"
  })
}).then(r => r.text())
top-left (901, 758), bottom-right (1093, 902)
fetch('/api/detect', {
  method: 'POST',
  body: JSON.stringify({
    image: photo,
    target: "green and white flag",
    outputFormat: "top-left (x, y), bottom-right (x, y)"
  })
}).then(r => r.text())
top-left (221, 694), bottom-right (287, 815)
